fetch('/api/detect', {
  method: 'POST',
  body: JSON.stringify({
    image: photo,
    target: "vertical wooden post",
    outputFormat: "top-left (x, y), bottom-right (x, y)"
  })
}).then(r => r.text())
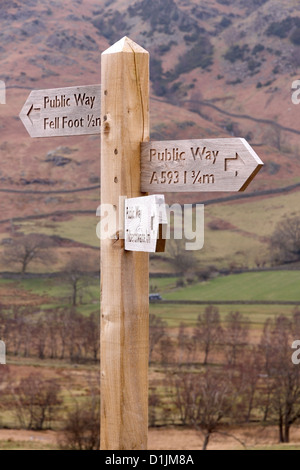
top-left (100, 37), bottom-right (149, 450)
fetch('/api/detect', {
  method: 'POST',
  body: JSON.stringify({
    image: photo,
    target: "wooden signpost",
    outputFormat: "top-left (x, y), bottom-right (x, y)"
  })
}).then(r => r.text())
top-left (100, 37), bottom-right (150, 451)
top-left (19, 35), bottom-right (264, 451)
top-left (19, 84), bottom-right (101, 137)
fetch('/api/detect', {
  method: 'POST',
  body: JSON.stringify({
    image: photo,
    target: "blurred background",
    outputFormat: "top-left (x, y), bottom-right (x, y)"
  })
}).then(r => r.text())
top-left (0, 0), bottom-right (300, 450)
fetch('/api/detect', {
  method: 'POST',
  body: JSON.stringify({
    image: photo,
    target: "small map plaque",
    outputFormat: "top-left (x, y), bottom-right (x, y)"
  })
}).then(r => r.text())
top-left (125, 195), bottom-right (167, 253)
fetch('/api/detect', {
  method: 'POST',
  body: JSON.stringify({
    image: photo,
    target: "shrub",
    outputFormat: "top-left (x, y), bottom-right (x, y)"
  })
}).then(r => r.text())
top-left (60, 398), bottom-right (100, 450)
top-left (13, 374), bottom-right (61, 430)
top-left (224, 44), bottom-right (249, 63)
top-left (219, 17), bottom-right (232, 29)
top-left (174, 37), bottom-right (214, 76)
top-left (248, 59), bottom-right (261, 71)
top-left (265, 17), bottom-right (300, 39)
top-left (290, 27), bottom-right (300, 46)
top-left (252, 44), bottom-right (264, 55)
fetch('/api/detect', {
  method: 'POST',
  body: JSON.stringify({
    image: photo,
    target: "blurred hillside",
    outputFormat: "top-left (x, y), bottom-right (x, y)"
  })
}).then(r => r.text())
top-left (0, 0), bottom-right (299, 270)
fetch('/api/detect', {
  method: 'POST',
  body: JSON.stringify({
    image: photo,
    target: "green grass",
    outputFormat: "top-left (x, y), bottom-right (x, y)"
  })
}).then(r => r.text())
top-left (7, 189), bottom-right (300, 273)
top-left (1, 270), bottom-right (300, 328)
top-left (150, 302), bottom-right (297, 328)
top-left (163, 271), bottom-right (300, 302)
top-left (18, 216), bottom-right (99, 248)
top-left (150, 277), bottom-right (179, 293)
top-left (166, 191), bottom-right (300, 270)
top-left (18, 278), bottom-right (70, 299)
top-left (0, 277), bottom-right (100, 316)
top-left (207, 190), bottom-right (300, 239)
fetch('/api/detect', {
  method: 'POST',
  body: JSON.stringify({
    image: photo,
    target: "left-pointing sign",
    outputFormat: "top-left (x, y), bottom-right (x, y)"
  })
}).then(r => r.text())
top-left (19, 84), bottom-right (101, 138)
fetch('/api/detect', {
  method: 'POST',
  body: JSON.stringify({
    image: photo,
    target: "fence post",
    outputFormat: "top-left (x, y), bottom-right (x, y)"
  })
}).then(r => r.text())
top-left (100, 37), bottom-right (149, 450)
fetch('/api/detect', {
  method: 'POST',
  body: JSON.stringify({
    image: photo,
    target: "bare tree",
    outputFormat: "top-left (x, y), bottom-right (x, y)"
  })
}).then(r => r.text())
top-left (3, 234), bottom-right (56, 274)
top-left (64, 257), bottom-right (93, 306)
top-left (149, 314), bottom-right (167, 363)
top-left (170, 368), bottom-right (236, 450)
top-left (13, 374), bottom-right (61, 430)
top-left (234, 346), bottom-right (263, 422)
top-left (83, 312), bottom-right (100, 362)
top-left (223, 311), bottom-right (249, 367)
top-left (34, 318), bottom-right (48, 360)
top-left (45, 310), bottom-right (59, 359)
top-left (194, 368), bottom-right (234, 450)
top-left (177, 322), bottom-right (194, 364)
top-left (193, 306), bottom-right (222, 365)
top-left (269, 216), bottom-right (300, 265)
top-left (159, 336), bottom-right (175, 366)
top-left (167, 239), bottom-right (198, 274)
top-left (59, 384), bottom-right (100, 450)
top-left (260, 315), bottom-right (300, 443)
top-left (171, 371), bottom-right (199, 426)
top-left (149, 387), bottom-right (161, 427)
top-left (259, 318), bottom-right (276, 422)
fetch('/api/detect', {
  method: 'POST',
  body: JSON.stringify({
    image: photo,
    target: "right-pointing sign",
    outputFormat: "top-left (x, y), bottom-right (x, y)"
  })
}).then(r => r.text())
top-left (141, 138), bottom-right (263, 192)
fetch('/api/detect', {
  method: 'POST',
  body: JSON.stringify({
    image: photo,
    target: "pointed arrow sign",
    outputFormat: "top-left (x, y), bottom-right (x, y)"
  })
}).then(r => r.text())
top-left (19, 84), bottom-right (101, 138)
top-left (141, 138), bottom-right (263, 192)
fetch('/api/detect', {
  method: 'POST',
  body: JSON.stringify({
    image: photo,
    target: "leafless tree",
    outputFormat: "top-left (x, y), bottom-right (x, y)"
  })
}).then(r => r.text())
top-left (42, 310), bottom-right (58, 359)
top-left (269, 216), bottom-right (300, 265)
top-left (223, 311), bottom-right (249, 366)
top-left (234, 346), bottom-right (263, 422)
top-left (57, 308), bottom-right (70, 360)
top-left (167, 239), bottom-right (198, 274)
top-left (3, 234), bottom-right (56, 274)
top-left (13, 374), bottom-right (61, 430)
top-left (171, 371), bottom-right (199, 426)
top-left (149, 387), bottom-right (161, 427)
top-left (193, 306), bottom-right (223, 365)
top-left (159, 336), bottom-right (175, 366)
top-left (2, 305), bottom-right (99, 363)
top-left (149, 313), bottom-right (167, 363)
top-left (170, 367), bottom-right (236, 450)
top-left (59, 383), bottom-right (100, 450)
top-left (34, 318), bottom-right (48, 360)
top-left (177, 322), bottom-right (194, 364)
top-left (260, 315), bottom-right (300, 443)
top-left (8, 306), bottom-right (29, 356)
top-left (82, 312), bottom-right (100, 362)
top-left (64, 257), bottom-right (93, 306)
top-left (193, 368), bottom-right (235, 450)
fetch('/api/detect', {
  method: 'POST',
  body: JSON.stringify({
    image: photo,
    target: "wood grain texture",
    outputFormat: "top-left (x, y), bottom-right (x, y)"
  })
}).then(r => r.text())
top-left (100, 37), bottom-right (149, 450)
top-left (141, 138), bottom-right (263, 192)
top-left (19, 85), bottom-right (101, 137)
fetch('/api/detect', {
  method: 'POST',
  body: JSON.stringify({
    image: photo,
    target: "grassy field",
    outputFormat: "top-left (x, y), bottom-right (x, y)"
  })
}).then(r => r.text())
top-left (0, 270), bottom-right (299, 325)
top-left (18, 216), bottom-right (99, 248)
top-left (0, 277), bottom-right (100, 316)
top-left (150, 271), bottom-right (300, 328)
top-left (150, 302), bottom-right (297, 328)
top-left (3, 189), bottom-right (300, 274)
top-left (162, 271), bottom-right (300, 302)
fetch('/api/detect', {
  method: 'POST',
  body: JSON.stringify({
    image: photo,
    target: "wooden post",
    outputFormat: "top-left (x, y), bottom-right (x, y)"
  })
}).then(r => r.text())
top-left (100, 37), bottom-right (149, 450)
